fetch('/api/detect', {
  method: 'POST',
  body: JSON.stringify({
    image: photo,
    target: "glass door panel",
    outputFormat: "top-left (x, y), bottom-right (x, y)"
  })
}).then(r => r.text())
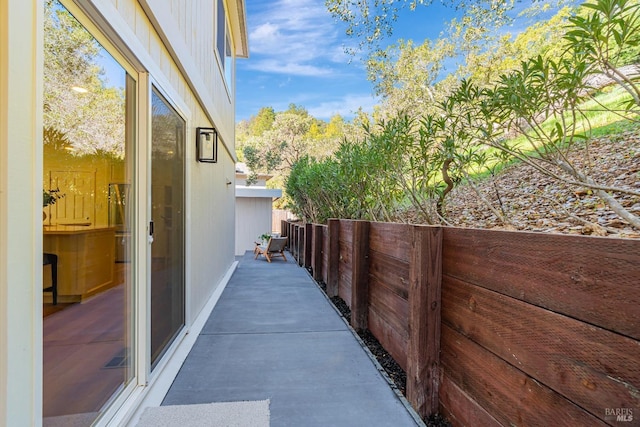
top-left (42, 1), bottom-right (134, 424)
top-left (150, 88), bottom-right (185, 367)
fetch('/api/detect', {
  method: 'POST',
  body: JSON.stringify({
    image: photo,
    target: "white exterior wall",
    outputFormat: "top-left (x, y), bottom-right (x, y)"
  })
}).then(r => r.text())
top-left (0, 0), bottom-right (246, 424)
top-left (1, 0), bottom-right (44, 423)
top-left (118, 0), bottom-right (239, 325)
top-left (235, 197), bottom-right (275, 256)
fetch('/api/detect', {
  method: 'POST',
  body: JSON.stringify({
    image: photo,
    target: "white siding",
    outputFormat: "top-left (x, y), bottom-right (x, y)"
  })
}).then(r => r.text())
top-left (1, 0), bottom-right (246, 424)
top-left (0, 0), bottom-right (43, 424)
top-left (102, 0), bottom-right (239, 325)
top-left (235, 198), bottom-right (275, 256)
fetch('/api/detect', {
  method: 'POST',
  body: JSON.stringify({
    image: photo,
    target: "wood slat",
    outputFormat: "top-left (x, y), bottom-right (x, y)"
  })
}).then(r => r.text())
top-left (322, 226), bottom-right (329, 284)
top-left (304, 223), bottom-right (313, 268)
top-left (368, 250), bottom-right (410, 300)
top-left (368, 305), bottom-right (409, 371)
top-left (369, 222), bottom-right (411, 261)
top-left (368, 278), bottom-right (408, 340)
top-left (439, 374), bottom-right (502, 427)
top-left (441, 325), bottom-right (608, 426)
top-left (442, 276), bottom-right (640, 419)
top-left (297, 226), bottom-right (305, 266)
top-left (443, 227), bottom-right (640, 340)
top-left (339, 219), bottom-right (353, 244)
top-left (312, 224), bottom-right (324, 281)
top-left (338, 236), bottom-right (353, 306)
top-left (327, 220), bottom-right (339, 297)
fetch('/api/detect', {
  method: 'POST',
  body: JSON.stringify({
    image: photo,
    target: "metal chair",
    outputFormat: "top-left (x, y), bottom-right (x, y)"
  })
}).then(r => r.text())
top-left (43, 253), bottom-right (58, 305)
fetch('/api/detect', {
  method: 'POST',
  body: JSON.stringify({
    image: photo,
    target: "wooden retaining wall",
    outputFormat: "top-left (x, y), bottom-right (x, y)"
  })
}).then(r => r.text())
top-left (280, 219), bottom-right (640, 425)
top-left (439, 228), bottom-right (639, 426)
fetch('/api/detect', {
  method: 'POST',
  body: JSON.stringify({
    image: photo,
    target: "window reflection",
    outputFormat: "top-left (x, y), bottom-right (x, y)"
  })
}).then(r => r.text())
top-left (42, 1), bottom-right (133, 424)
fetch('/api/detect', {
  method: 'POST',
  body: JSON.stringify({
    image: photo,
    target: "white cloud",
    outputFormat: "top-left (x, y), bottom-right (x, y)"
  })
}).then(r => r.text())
top-left (307, 93), bottom-right (380, 120)
top-left (247, 0), bottom-right (343, 76)
top-left (237, 0), bottom-right (378, 122)
top-left (244, 59), bottom-right (333, 77)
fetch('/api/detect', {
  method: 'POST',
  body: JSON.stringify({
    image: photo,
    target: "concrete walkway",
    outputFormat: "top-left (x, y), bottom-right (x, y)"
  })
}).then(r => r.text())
top-left (162, 251), bottom-right (422, 427)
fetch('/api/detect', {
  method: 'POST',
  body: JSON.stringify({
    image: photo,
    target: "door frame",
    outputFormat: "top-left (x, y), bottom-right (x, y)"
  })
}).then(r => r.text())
top-left (146, 79), bottom-right (191, 371)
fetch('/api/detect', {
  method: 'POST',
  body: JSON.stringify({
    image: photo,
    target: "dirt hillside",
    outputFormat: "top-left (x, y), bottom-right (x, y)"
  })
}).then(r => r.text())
top-left (443, 131), bottom-right (640, 238)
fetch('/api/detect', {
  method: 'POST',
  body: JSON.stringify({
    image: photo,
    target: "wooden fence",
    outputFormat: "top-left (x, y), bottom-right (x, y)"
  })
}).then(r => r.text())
top-left (272, 209), bottom-right (296, 234)
top-left (281, 219), bottom-right (640, 426)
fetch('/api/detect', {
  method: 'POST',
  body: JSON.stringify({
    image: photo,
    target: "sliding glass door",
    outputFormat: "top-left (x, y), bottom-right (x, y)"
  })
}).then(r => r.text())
top-left (42, 1), bottom-right (134, 423)
top-left (150, 87), bottom-right (186, 367)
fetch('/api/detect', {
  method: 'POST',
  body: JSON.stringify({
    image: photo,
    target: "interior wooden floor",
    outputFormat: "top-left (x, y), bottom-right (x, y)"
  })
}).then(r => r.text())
top-left (43, 264), bottom-right (130, 422)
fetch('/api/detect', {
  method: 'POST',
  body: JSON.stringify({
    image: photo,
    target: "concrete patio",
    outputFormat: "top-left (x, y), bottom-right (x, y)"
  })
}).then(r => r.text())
top-left (161, 251), bottom-right (423, 426)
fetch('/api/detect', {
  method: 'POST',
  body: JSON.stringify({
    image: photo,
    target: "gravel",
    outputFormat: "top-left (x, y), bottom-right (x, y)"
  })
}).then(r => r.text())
top-left (326, 292), bottom-right (451, 427)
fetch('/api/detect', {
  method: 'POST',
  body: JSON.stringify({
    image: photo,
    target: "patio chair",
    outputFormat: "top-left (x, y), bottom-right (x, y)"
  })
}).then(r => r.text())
top-left (254, 237), bottom-right (288, 263)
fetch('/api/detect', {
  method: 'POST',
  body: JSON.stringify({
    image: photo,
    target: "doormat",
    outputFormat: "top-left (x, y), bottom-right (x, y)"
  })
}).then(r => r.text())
top-left (136, 400), bottom-right (270, 427)
top-left (43, 412), bottom-right (98, 427)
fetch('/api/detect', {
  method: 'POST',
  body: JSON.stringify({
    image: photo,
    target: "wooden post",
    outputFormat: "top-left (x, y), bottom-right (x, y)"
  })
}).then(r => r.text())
top-left (285, 222), bottom-right (292, 249)
top-left (312, 224), bottom-right (324, 281)
top-left (292, 224), bottom-right (298, 261)
top-left (298, 225), bottom-right (305, 266)
top-left (304, 223), bottom-right (313, 268)
top-left (407, 225), bottom-right (443, 419)
top-left (326, 219), bottom-right (340, 297)
top-left (350, 220), bottom-right (370, 331)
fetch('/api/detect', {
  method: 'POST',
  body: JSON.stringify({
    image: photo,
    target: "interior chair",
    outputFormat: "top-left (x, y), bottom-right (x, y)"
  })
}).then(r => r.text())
top-left (43, 253), bottom-right (58, 305)
top-left (254, 237), bottom-right (288, 263)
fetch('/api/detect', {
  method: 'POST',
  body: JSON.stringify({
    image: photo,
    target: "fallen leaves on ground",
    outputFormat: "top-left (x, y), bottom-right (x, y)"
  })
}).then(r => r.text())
top-left (442, 131), bottom-right (640, 238)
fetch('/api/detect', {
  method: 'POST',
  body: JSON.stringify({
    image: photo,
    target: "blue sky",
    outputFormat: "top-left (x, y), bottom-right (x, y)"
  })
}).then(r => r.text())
top-left (235, 0), bottom-right (459, 123)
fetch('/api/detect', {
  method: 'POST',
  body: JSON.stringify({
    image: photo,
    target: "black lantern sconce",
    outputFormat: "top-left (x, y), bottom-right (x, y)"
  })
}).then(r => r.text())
top-left (196, 127), bottom-right (218, 163)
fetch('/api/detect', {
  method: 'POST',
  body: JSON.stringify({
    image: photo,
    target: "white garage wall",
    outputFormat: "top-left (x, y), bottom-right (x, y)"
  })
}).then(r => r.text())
top-left (235, 197), bottom-right (274, 256)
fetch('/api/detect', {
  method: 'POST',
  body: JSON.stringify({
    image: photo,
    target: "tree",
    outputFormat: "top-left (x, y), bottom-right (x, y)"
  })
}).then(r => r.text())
top-left (239, 108), bottom-right (344, 185)
top-left (363, 2), bottom-right (577, 121)
top-left (289, 0), bottom-right (640, 231)
top-left (565, 0), bottom-right (640, 113)
top-left (366, 38), bottom-right (451, 118)
top-left (325, 0), bottom-right (517, 54)
top-left (44, 0), bottom-right (126, 158)
top-left (250, 106), bottom-right (276, 136)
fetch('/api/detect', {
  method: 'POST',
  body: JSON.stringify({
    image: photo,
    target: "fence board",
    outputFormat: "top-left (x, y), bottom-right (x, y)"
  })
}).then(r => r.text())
top-left (368, 278), bottom-right (408, 343)
top-left (298, 226), bottom-right (305, 266)
top-left (273, 210), bottom-right (296, 233)
top-left (322, 225), bottom-right (329, 284)
top-left (369, 222), bottom-right (411, 261)
top-left (368, 305), bottom-right (409, 371)
top-left (368, 249), bottom-right (409, 373)
top-left (327, 220), bottom-right (339, 297)
top-left (442, 276), bottom-right (640, 419)
top-left (369, 250), bottom-right (409, 298)
top-left (439, 375), bottom-right (501, 427)
top-left (338, 236), bottom-right (353, 306)
top-left (339, 220), bottom-right (353, 243)
top-left (304, 223), bottom-right (313, 268)
top-left (312, 224), bottom-right (324, 281)
top-left (291, 224), bottom-right (298, 260)
top-left (441, 325), bottom-right (608, 426)
top-left (442, 227), bottom-right (640, 341)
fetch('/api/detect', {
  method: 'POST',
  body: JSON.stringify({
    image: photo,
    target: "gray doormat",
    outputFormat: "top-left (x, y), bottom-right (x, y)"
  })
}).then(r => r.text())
top-left (136, 400), bottom-right (270, 427)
